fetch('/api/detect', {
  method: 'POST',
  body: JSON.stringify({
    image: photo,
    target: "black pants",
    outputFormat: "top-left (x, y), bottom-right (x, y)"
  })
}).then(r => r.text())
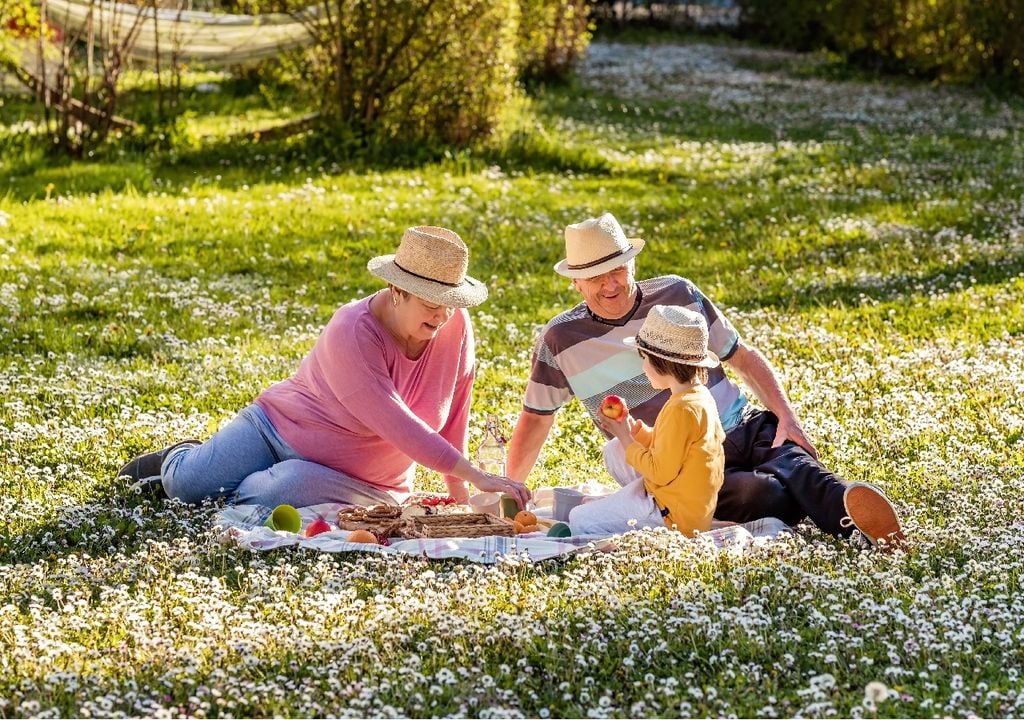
top-left (714, 409), bottom-right (851, 537)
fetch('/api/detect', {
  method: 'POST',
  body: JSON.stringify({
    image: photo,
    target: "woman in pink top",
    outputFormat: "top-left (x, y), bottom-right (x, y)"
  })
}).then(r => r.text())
top-left (117, 227), bottom-right (532, 511)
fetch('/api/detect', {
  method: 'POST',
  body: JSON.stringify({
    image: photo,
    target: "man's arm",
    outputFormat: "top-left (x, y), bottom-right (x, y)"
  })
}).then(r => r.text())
top-left (505, 410), bottom-right (556, 483)
top-left (725, 341), bottom-right (819, 459)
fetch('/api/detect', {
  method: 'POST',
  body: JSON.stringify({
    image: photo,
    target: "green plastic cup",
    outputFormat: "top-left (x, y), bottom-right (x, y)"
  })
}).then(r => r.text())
top-left (547, 522), bottom-right (572, 538)
top-left (265, 504), bottom-right (301, 533)
top-left (500, 494), bottom-right (519, 518)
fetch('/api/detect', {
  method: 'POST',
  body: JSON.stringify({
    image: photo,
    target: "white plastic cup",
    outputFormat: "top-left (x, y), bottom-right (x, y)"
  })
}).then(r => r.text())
top-left (553, 487), bottom-right (585, 522)
top-left (468, 491), bottom-right (501, 516)
top-left (531, 487), bottom-right (554, 510)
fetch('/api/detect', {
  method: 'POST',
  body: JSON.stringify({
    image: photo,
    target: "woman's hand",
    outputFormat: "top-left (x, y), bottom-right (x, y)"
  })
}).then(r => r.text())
top-left (450, 456), bottom-right (532, 510)
top-left (470, 470), bottom-right (532, 511)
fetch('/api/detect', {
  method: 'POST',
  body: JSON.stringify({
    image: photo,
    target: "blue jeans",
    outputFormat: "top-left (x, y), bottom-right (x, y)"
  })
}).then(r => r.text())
top-left (161, 404), bottom-right (397, 508)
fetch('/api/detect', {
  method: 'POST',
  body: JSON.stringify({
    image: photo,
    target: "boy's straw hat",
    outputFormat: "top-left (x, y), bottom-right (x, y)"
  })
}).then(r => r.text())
top-left (554, 212), bottom-right (645, 278)
top-left (623, 304), bottom-right (720, 368)
top-left (367, 226), bottom-right (488, 308)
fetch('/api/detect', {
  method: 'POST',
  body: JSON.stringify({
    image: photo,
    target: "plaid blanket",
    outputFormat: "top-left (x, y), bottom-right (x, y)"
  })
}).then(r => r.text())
top-left (216, 503), bottom-right (792, 564)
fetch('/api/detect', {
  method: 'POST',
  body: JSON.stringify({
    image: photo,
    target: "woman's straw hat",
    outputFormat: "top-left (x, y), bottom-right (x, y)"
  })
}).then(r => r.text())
top-left (554, 212), bottom-right (645, 278)
top-left (367, 226), bottom-right (488, 308)
top-left (623, 304), bottom-right (720, 368)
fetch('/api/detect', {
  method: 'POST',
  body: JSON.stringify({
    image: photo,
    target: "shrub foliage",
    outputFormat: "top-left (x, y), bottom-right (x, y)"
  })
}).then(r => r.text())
top-left (518, 0), bottom-right (592, 81)
top-left (736, 0), bottom-right (1024, 90)
top-left (291, 0), bottom-right (521, 145)
top-left (3, 0), bottom-right (595, 153)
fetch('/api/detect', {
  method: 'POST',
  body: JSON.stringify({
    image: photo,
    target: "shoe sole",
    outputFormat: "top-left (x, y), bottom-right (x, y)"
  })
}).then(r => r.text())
top-left (843, 483), bottom-right (905, 548)
top-left (128, 475), bottom-right (165, 497)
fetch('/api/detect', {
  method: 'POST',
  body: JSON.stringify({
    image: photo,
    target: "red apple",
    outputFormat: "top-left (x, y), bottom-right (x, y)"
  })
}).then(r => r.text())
top-left (304, 516), bottom-right (332, 538)
top-left (601, 395), bottom-right (627, 420)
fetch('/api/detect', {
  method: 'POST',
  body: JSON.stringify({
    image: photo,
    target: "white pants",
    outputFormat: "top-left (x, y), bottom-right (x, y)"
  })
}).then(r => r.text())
top-left (567, 477), bottom-right (665, 535)
top-left (602, 436), bottom-right (643, 487)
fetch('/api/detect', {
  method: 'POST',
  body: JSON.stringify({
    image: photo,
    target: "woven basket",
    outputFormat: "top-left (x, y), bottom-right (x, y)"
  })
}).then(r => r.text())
top-left (398, 512), bottom-right (515, 539)
top-left (336, 505), bottom-right (403, 536)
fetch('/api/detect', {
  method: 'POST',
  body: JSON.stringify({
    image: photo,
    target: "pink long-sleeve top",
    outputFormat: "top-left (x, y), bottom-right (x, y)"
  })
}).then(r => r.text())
top-left (255, 293), bottom-right (475, 496)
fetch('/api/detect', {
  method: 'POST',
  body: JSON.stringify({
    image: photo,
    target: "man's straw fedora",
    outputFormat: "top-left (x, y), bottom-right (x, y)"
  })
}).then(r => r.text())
top-left (367, 226), bottom-right (488, 308)
top-left (554, 212), bottom-right (645, 279)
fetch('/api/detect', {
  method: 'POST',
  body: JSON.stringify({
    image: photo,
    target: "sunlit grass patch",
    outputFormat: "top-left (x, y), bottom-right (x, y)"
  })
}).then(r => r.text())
top-left (1, 36), bottom-right (1023, 717)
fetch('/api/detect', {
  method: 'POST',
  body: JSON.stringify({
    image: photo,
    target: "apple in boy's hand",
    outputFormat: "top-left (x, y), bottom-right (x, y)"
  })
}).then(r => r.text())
top-left (600, 395), bottom-right (627, 420)
top-left (304, 516), bottom-right (331, 538)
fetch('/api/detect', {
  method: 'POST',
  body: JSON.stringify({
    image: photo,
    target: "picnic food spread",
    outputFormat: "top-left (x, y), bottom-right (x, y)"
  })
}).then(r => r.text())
top-left (335, 503), bottom-right (516, 540)
top-left (336, 504), bottom-right (406, 539)
top-left (322, 495), bottom-right (535, 544)
top-left (402, 513), bottom-right (516, 539)
top-left (265, 494), bottom-right (570, 544)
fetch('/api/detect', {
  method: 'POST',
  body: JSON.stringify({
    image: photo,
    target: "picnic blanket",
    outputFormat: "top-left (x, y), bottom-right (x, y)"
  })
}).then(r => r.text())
top-left (217, 503), bottom-right (793, 564)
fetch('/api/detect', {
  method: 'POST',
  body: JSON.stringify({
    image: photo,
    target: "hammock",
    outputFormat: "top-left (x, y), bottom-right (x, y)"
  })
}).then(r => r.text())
top-left (42, 0), bottom-right (318, 64)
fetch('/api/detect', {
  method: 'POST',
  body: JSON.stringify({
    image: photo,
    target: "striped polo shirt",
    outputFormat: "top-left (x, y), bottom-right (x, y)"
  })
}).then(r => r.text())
top-left (524, 275), bottom-right (748, 435)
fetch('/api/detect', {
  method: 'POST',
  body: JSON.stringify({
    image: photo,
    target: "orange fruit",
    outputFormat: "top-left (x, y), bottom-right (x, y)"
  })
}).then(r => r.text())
top-left (514, 510), bottom-right (537, 526)
top-left (513, 520), bottom-right (527, 533)
top-left (519, 524), bottom-right (540, 534)
top-left (347, 529), bottom-right (378, 544)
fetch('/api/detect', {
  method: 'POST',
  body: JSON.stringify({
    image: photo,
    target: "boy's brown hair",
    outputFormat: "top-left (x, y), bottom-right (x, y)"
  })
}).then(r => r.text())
top-left (642, 351), bottom-right (709, 385)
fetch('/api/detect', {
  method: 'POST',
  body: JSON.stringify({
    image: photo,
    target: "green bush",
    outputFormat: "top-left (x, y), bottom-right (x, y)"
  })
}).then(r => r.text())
top-left (900, 0), bottom-right (1024, 87)
top-left (736, 0), bottom-right (1024, 91)
top-left (517, 0), bottom-right (592, 81)
top-left (291, 0), bottom-right (520, 146)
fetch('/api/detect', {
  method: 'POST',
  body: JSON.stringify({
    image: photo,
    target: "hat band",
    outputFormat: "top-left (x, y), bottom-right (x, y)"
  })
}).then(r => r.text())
top-left (394, 259), bottom-right (462, 287)
top-left (636, 336), bottom-right (707, 363)
top-left (566, 247), bottom-right (630, 271)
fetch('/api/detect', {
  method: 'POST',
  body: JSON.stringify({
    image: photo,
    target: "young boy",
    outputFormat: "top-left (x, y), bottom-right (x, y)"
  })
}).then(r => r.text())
top-left (568, 304), bottom-right (725, 537)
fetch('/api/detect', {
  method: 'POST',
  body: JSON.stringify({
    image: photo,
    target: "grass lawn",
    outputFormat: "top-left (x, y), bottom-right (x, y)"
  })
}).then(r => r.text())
top-left (1, 37), bottom-right (1023, 717)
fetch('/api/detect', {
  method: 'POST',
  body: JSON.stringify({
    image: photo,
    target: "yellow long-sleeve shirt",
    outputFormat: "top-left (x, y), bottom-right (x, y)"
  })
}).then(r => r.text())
top-left (625, 384), bottom-right (725, 536)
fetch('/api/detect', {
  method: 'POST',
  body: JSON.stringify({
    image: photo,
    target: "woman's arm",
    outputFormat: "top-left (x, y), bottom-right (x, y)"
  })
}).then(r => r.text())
top-left (322, 309), bottom-right (530, 505)
top-left (315, 311), bottom-right (469, 480)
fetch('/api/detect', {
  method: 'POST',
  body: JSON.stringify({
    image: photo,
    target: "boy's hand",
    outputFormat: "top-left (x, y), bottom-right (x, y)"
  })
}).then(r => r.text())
top-left (598, 411), bottom-right (633, 445)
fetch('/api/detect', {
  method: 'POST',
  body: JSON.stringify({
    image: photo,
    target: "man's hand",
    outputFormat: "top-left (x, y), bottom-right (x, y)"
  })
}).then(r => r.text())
top-left (772, 415), bottom-right (819, 460)
top-left (726, 342), bottom-right (820, 459)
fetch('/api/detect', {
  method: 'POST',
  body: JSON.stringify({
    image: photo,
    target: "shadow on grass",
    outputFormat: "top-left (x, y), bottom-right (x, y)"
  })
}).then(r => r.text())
top-left (0, 75), bottom-right (796, 201)
top-left (163, 118), bottom-right (615, 178)
top-left (0, 85), bottom-right (963, 205)
top-left (743, 250), bottom-right (1024, 315)
top-left (2, 157), bottom-right (161, 200)
top-left (0, 130), bottom-right (612, 202)
top-left (0, 466), bottom-right (226, 566)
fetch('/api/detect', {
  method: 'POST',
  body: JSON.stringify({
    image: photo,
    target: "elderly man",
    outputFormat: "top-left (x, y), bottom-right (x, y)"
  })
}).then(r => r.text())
top-left (506, 213), bottom-right (903, 545)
